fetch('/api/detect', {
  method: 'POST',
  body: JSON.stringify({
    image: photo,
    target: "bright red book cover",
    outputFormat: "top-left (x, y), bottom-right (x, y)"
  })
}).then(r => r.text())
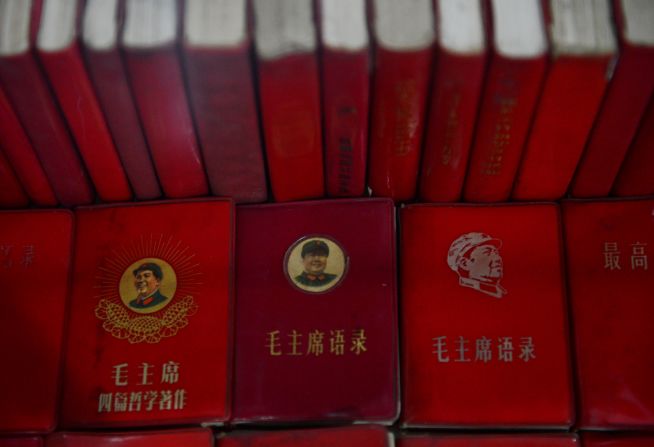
top-left (60, 200), bottom-right (233, 427)
top-left (0, 86), bottom-right (56, 206)
top-left (47, 428), bottom-right (213, 447)
top-left (182, 0), bottom-right (267, 203)
top-left (122, 0), bottom-right (208, 199)
top-left (0, 439), bottom-right (43, 447)
top-left (0, 210), bottom-right (73, 433)
top-left (397, 434), bottom-right (579, 447)
top-left (401, 203), bottom-right (573, 428)
top-left (233, 199), bottom-right (398, 423)
top-left (0, 150), bottom-right (28, 208)
top-left (570, 0), bottom-right (654, 198)
top-left (218, 426), bottom-right (391, 447)
top-left (583, 433), bottom-right (654, 447)
top-left (563, 198), bottom-right (654, 429)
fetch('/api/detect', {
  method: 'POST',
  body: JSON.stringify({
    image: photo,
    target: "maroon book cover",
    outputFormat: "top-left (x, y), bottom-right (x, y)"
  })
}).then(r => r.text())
top-left (0, 439), bottom-right (43, 447)
top-left (46, 429), bottom-right (213, 447)
top-left (397, 434), bottom-right (578, 447)
top-left (233, 199), bottom-right (398, 423)
top-left (583, 433), bottom-right (654, 447)
top-left (218, 426), bottom-right (392, 447)
top-left (0, 150), bottom-right (28, 208)
top-left (0, 210), bottom-right (73, 433)
top-left (401, 203), bottom-right (573, 427)
top-left (60, 200), bottom-right (233, 428)
top-left (563, 198), bottom-right (654, 429)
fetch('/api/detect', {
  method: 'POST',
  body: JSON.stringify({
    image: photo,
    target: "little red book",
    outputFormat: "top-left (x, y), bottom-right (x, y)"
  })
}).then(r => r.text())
top-left (218, 426), bottom-right (392, 447)
top-left (233, 199), bottom-right (398, 423)
top-left (397, 434), bottom-right (578, 447)
top-left (253, 0), bottom-right (324, 202)
top-left (401, 203), bottom-right (573, 428)
top-left (60, 200), bottom-right (233, 427)
top-left (0, 439), bottom-right (43, 447)
top-left (368, 0), bottom-right (434, 202)
top-left (0, 150), bottom-right (28, 208)
top-left (182, 0), bottom-right (267, 204)
top-left (463, 0), bottom-right (547, 202)
top-left (0, 210), bottom-right (73, 433)
top-left (513, 0), bottom-right (616, 201)
top-left (122, 0), bottom-right (209, 199)
top-left (320, 0), bottom-right (370, 198)
top-left (583, 433), bottom-right (654, 447)
top-left (46, 429), bottom-right (213, 447)
top-left (563, 198), bottom-right (654, 429)
top-left (419, 0), bottom-right (487, 202)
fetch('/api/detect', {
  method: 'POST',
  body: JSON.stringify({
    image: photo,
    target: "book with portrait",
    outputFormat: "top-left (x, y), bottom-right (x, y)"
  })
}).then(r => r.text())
top-left (217, 425), bottom-right (392, 447)
top-left (232, 199), bottom-right (398, 423)
top-left (47, 428), bottom-right (213, 447)
top-left (59, 200), bottom-right (233, 427)
top-left (400, 203), bottom-right (573, 428)
top-left (397, 433), bottom-right (579, 447)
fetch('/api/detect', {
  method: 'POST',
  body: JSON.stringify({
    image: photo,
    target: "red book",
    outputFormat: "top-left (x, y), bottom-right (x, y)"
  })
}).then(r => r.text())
top-left (0, 210), bottom-right (73, 433)
top-left (233, 199), bottom-right (398, 423)
top-left (122, 0), bottom-right (208, 199)
top-left (60, 200), bottom-right (233, 427)
top-left (563, 198), bottom-right (654, 429)
top-left (47, 429), bottom-right (213, 447)
top-left (419, 0), bottom-right (487, 202)
top-left (36, 0), bottom-right (132, 203)
top-left (182, 0), bottom-right (267, 203)
top-left (513, 0), bottom-right (616, 201)
top-left (320, 0), bottom-right (370, 198)
top-left (0, 0), bottom-right (93, 207)
top-left (81, 0), bottom-right (162, 201)
top-left (0, 150), bottom-right (28, 208)
top-left (583, 433), bottom-right (654, 447)
top-left (253, 0), bottom-right (324, 202)
top-left (368, 0), bottom-right (434, 202)
top-left (0, 440), bottom-right (43, 447)
top-left (397, 434), bottom-right (579, 447)
top-left (463, 0), bottom-right (547, 202)
top-left (218, 426), bottom-right (392, 447)
top-left (570, 0), bottom-right (654, 198)
top-left (401, 203), bottom-right (573, 427)
top-left (0, 86), bottom-right (56, 206)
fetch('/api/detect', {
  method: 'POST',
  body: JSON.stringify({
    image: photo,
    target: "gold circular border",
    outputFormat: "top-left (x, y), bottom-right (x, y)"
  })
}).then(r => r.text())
top-left (283, 235), bottom-right (349, 294)
top-left (118, 257), bottom-right (177, 314)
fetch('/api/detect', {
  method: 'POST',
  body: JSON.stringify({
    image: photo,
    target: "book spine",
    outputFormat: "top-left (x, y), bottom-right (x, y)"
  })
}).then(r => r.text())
top-left (322, 48), bottom-right (370, 198)
top-left (419, 49), bottom-right (486, 202)
top-left (368, 46), bottom-right (433, 202)
top-left (0, 149), bottom-right (28, 208)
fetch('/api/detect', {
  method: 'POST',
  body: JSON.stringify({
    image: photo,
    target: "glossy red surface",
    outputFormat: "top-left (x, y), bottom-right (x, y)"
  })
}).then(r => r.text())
top-left (0, 150), bottom-right (28, 208)
top-left (398, 434), bottom-right (579, 446)
top-left (218, 425), bottom-right (390, 447)
top-left (0, 439), bottom-right (43, 447)
top-left (582, 433), bottom-right (654, 447)
top-left (47, 428), bottom-right (213, 447)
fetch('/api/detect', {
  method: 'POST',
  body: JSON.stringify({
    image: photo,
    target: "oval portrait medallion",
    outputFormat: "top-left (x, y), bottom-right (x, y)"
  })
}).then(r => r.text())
top-left (119, 257), bottom-right (177, 314)
top-left (284, 235), bottom-right (348, 294)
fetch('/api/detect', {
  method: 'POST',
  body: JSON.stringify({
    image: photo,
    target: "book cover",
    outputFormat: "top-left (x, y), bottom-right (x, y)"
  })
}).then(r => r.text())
top-left (570, 0), bottom-right (654, 198)
top-left (233, 199), bottom-right (398, 423)
top-left (320, 0), bottom-right (370, 198)
top-left (463, 0), bottom-right (547, 202)
top-left (182, 0), bottom-right (267, 203)
top-left (513, 0), bottom-right (616, 201)
top-left (0, 0), bottom-right (93, 207)
top-left (253, 0), bottom-right (324, 202)
top-left (0, 150), bottom-right (28, 208)
top-left (397, 434), bottom-right (578, 446)
top-left (368, 0), bottom-right (434, 202)
top-left (60, 200), bottom-right (233, 427)
top-left (419, 0), bottom-right (487, 203)
top-left (0, 210), bottom-right (73, 433)
top-left (47, 429), bottom-right (213, 447)
top-left (0, 440), bottom-right (43, 447)
top-left (401, 203), bottom-right (573, 427)
top-left (82, 0), bottom-right (162, 201)
top-left (122, 0), bottom-right (209, 199)
top-left (563, 198), bottom-right (654, 429)
top-left (218, 426), bottom-right (392, 447)
top-left (582, 433), bottom-right (654, 447)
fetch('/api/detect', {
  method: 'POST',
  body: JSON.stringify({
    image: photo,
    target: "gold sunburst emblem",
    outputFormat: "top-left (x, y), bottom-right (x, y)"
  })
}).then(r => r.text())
top-left (94, 234), bottom-right (201, 344)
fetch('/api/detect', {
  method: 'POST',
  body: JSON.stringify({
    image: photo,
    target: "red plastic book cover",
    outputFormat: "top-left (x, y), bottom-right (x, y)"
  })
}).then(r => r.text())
top-left (0, 210), bottom-right (73, 433)
top-left (182, 0), bottom-right (267, 203)
top-left (233, 199), bottom-right (398, 423)
top-left (122, 0), bottom-right (208, 199)
top-left (0, 439), bottom-right (43, 447)
top-left (60, 200), bottom-right (233, 427)
top-left (0, 150), bottom-right (28, 208)
top-left (570, 0), bottom-right (654, 198)
top-left (36, 0), bottom-right (132, 203)
top-left (0, 85), bottom-right (56, 206)
top-left (320, 0), bottom-right (369, 198)
top-left (583, 433), bottom-right (654, 447)
top-left (0, 0), bottom-right (93, 207)
top-left (563, 198), bottom-right (654, 429)
top-left (463, 0), bottom-right (547, 202)
top-left (253, 0), bottom-right (324, 202)
top-left (47, 428), bottom-right (213, 447)
top-left (397, 434), bottom-right (579, 447)
top-left (82, 0), bottom-right (162, 201)
top-left (513, 0), bottom-right (616, 201)
top-left (401, 203), bottom-right (573, 428)
top-left (218, 426), bottom-right (392, 447)
top-left (368, 0), bottom-right (434, 202)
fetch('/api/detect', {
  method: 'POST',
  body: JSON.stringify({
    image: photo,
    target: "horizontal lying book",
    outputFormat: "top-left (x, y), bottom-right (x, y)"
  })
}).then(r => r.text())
top-left (0, 439), bottom-right (42, 447)
top-left (583, 433), bottom-right (654, 447)
top-left (397, 434), bottom-right (579, 446)
top-left (218, 426), bottom-right (392, 447)
top-left (48, 428), bottom-right (213, 447)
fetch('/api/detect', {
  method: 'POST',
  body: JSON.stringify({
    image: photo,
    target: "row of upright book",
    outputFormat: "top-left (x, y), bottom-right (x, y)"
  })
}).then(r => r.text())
top-left (1, 197), bottom-right (652, 433)
top-left (0, 0), bottom-right (653, 209)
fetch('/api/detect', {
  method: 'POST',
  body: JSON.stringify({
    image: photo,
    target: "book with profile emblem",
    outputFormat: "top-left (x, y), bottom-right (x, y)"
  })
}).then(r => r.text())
top-left (47, 428), bottom-right (213, 447)
top-left (233, 199), bottom-right (398, 423)
top-left (59, 200), bottom-right (233, 428)
top-left (397, 433), bottom-right (579, 447)
top-left (0, 439), bottom-right (43, 447)
top-left (217, 425), bottom-right (392, 447)
top-left (400, 203), bottom-right (573, 428)
top-left (563, 198), bottom-right (654, 429)
top-left (0, 210), bottom-right (73, 433)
